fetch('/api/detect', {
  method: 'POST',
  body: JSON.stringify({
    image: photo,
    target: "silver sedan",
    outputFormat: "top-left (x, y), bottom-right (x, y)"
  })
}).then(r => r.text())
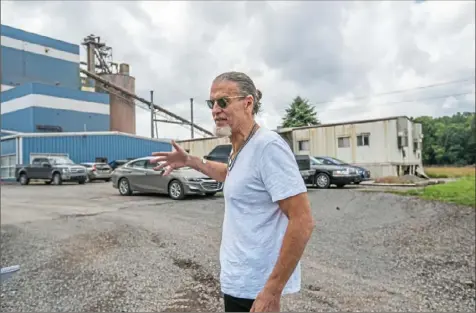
top-left (111, 157), bottom-right (223, 200)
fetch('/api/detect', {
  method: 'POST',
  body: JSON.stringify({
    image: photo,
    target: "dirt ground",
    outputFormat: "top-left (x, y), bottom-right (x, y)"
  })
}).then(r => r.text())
top-left (1, 182), bottom-right (475, 312)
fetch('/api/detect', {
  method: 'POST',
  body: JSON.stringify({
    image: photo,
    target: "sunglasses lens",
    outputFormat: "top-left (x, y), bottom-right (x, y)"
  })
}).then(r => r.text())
top-left (206, 98), bottom-right (228, 109)
top-left (217, 98), bottom-right (227, 108)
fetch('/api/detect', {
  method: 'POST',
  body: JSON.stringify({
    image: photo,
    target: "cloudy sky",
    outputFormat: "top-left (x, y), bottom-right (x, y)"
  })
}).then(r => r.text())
top-left (1, 0), bottom-right (475, 140)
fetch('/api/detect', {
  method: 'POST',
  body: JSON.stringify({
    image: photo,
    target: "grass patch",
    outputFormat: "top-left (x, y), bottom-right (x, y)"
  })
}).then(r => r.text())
top-left (395, 175), bottom-right (475, 207)
top-left (424, 166), bottom-right (475, 178)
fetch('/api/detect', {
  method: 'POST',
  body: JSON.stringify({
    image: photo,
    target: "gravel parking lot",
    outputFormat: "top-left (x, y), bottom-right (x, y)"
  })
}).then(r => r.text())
top-left (1, 182), bottom-right (475, 312)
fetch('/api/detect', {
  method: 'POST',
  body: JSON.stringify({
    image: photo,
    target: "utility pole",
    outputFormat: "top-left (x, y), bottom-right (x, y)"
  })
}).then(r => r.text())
top-left (190, 98), bottom-right (194, 139)
top-left (150, 90), bottom-right (154, 138)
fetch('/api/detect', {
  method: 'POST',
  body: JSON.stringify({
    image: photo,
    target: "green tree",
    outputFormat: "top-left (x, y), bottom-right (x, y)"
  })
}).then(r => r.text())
top-left (281, 96), bottom-right (320, 128)
top-left (414, 112), bottom-right (475, 165)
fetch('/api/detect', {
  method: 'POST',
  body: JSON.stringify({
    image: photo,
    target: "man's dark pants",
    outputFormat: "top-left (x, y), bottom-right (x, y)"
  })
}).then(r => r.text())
top-left (224, 294), bottom-right (255, 312)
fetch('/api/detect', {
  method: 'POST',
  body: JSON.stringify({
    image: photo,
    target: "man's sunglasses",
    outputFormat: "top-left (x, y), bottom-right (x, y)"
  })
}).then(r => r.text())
top-left (206, 96), bottom-right (247, 109)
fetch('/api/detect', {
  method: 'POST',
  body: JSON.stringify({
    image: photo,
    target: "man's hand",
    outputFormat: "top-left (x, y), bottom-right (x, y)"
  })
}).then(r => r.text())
top-left (250, 289), bottom-right (280, 312)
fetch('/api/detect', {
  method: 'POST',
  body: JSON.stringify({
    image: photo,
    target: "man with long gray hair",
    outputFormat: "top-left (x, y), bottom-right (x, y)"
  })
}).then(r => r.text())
top-left (151, 71), bottom-right (315, 312)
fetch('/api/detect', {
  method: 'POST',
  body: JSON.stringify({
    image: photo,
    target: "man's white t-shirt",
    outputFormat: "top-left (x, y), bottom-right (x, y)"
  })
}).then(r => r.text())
top-left (220, 127), bottom-right (308, 299)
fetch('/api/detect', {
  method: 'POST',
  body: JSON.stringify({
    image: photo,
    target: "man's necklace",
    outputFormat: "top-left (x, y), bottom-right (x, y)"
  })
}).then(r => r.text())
top-left (227, 123), bottom-right (259, 172)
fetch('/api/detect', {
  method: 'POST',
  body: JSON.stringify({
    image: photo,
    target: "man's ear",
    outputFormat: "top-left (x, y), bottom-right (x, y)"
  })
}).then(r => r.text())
top-left (246, 95), bottom-right (254, 111)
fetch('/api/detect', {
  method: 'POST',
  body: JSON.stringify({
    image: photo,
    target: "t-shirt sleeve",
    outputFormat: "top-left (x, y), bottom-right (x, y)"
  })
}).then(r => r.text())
top-left (258, 138), bottom-right (308, 202)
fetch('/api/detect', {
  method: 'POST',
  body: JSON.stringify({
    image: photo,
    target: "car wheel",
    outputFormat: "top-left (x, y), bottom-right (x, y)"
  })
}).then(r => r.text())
top-left (314, 173), bottom-right (331, 189)
top-left (78, 179), bottom-right (86, 185)
top-left (205, 192), bottom-right (216, 197)
top-left (118, 178), bottom-right (132, 196)
top-left (168, 180), bottom-right (185, 200)
top-left (52, 173), bottom-right (62, 185)
top-left (19, 173), bottom-right (29, 185)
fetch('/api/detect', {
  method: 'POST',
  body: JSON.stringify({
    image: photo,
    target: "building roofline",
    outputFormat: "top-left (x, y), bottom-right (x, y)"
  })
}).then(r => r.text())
top-left (0, 82), bottom-right (110, 104)
top-left (0, 131), bottom-right (172, 144)
top-left (276, 115), bottom-right (411, 132)
top-left (1, 24), bottom-right (79, 55)
top-left (176, 116), bottom-right (411, 142)
top-left (0, 129), bottom-right (22, 135)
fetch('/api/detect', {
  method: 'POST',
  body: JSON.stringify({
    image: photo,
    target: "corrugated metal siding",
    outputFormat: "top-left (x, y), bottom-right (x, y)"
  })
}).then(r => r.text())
top-left (1, 138), bottom-right (17, 155)
top-left (32, 107), bottom-right (109, 132)
top-left (21, 134), bottom-right (172, 164)
top-left (1, 46), bottom-right (80, 89)
top-left (1, 107), bottom-right (35, 132)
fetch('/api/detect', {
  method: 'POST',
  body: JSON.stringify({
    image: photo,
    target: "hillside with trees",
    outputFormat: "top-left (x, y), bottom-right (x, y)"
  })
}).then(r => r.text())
top-left (413, 112), bottom-right (475, 166)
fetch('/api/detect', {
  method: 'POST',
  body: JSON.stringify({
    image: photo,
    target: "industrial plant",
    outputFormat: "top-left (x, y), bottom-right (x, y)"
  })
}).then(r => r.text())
top-left (0, 24), bottom-right (425, 181)
top-left (0, 24), bottom-right (211, 180)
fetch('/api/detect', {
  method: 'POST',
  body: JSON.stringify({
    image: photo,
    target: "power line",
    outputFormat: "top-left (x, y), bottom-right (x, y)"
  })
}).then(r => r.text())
top-left (314, 76), bottom-right (475, 106)
top-left (322, 91), bottom-right (475, 112)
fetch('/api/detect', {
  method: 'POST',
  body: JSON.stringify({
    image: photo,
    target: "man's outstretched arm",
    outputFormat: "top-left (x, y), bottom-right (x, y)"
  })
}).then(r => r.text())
top-left (185, 155), bottom-right (228, 182)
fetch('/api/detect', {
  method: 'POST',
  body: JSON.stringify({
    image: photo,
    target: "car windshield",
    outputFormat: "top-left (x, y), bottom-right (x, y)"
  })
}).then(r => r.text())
top-left (328, 157), bottom-right (348, 165)
top-left (309, 156), bottom-right (324, 165)
top-left (48, 157), bottom-right (75, 165)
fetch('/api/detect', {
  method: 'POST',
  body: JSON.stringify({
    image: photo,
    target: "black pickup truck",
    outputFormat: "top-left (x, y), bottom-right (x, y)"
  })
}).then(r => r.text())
top-left (203, 144), bottom-right (231, 164)
top-left (15, 156), bottom-right (88, 185)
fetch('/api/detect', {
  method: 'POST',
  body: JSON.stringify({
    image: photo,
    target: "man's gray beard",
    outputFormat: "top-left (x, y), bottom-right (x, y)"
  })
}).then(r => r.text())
top-left (214, 125), bottom-right (232, 138)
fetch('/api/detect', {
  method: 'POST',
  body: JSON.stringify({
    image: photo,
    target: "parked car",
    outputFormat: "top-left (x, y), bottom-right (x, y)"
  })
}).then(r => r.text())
top-left (80, 162), bottom-right (113, 182)
top-left (203, 144), bottom-right (231, 164)
top-left (314, 156), bottom-right (371, 184)
top-left (108, 159), bottom-right (129, 170)
top-left (15, 156), bottom-right (88, 185)
top-left (298, 155), bottom-right (360, 188)
top-left (203, 144), bottom-right (314, 182)
top-left (111, 156), bottom-right (223, 200)
top-left (294, 154), bottom-right (316, 182)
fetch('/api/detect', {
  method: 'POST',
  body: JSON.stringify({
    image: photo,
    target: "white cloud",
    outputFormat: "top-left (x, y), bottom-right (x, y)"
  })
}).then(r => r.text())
top-left (1, 0), bottom-right (474, 140)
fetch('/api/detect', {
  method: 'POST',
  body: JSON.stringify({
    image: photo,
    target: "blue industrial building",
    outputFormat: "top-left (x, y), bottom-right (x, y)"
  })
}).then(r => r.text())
top-left (0, 24), bottom-right (172, 181)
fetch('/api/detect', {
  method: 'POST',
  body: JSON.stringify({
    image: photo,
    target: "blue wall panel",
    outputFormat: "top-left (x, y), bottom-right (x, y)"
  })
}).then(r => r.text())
top-left (1, 82), bottom-right (109, 103)
top-left (22, 135), bottom-right (172, 164)
top-left (0, 138), bottom-right (17, 155)
top-left (1, 108), bottom-right (35, 132)
top-left (0, 46), bottom-right (24, 87)
top-left (32, 107), bottom-right (110, 132)
top-left (1, 107), bottom-right (109, 133)
top-left (1, 46), bottom-right (80, 89)
top-left (1, 24), bottom-right (79, 54)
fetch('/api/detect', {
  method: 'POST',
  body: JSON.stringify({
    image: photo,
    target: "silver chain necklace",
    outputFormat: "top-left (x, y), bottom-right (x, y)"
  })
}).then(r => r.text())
top-left (227, 123), bottom-right (259, 172)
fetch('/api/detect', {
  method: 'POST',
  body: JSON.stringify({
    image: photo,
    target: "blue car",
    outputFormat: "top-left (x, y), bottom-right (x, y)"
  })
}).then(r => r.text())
top-left (313, 156), bottom-right (371, 184)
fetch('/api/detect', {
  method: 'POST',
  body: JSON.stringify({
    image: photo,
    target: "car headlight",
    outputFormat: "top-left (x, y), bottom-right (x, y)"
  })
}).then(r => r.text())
top-left (62, 168), bottom-right (69, 173)
top-left (184, 177), bottom-right (202, 182)
top-left (333, 169), bottom-right (349, 176)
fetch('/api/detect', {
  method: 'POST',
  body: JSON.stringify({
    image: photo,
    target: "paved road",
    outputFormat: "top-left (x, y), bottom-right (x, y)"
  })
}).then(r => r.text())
top-left (1, 183), bottom-right (475, 312)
